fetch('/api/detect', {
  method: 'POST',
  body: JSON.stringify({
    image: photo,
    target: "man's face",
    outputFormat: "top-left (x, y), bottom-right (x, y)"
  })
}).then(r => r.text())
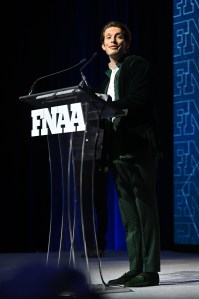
top-left (101, 26), bottom-right (129, 60)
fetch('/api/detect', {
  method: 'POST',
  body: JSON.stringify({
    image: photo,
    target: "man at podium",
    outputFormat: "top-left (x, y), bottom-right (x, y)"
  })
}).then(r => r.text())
top-left (99, 21), bottom-right (161, 288)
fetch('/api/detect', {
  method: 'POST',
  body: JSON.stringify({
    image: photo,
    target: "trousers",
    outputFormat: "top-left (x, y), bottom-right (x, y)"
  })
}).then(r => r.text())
top-left (111, 151), bottom-right (160, 272)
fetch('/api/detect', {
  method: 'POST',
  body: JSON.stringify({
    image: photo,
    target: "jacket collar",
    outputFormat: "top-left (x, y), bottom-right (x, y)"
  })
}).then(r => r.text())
top-left (105, 52), bottom-right (131, 77)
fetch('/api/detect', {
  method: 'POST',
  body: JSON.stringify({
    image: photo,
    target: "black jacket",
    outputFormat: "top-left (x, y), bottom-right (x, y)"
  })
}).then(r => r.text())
top-left (100, 53), bottom-right (161, 160)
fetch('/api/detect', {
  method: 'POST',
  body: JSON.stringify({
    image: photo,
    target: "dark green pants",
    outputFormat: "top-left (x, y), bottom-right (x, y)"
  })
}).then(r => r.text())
top-left (111, 152), bottom-right (160, 272)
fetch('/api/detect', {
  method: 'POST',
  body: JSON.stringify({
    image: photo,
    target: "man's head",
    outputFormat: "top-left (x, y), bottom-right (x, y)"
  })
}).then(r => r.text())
top-left (100, 21), bottom-right (131, 61)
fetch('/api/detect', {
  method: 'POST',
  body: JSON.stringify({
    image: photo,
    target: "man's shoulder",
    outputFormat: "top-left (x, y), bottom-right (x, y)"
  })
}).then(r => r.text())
top-left (119, 54), bottom-right (150, 72)
top-left (124, 53), bottom-right (148, 65)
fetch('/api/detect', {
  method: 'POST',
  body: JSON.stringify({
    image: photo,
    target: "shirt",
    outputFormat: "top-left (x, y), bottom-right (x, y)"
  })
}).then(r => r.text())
top-left (107, 66), bottom-right (119, 101)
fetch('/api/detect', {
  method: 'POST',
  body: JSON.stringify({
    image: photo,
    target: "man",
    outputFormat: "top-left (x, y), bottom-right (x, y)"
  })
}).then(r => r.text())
top-left (100, 21), bottom-right (161, 287)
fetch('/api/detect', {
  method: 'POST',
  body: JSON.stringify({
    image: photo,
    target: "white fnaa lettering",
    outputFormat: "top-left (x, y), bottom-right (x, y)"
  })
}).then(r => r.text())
top-left (31, 103), bottom-right (86, 137)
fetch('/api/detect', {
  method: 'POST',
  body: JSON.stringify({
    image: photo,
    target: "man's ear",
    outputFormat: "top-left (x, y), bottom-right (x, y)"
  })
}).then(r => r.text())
top-left (101, 44), bottom-right (105, 51)
top-left (125, 43), bottom-right (130, 50)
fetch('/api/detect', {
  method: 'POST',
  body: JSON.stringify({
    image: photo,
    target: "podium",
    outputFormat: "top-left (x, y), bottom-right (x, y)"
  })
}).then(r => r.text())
top-left (19, 85), bottom-right (126, 288)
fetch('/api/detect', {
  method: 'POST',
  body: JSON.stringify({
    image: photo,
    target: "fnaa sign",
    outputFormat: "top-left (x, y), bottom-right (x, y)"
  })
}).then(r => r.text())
top-left (31, 102), bottom-right (86, 137)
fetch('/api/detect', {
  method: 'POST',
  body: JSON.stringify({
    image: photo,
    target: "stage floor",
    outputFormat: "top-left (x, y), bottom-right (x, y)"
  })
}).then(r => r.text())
top-left (0, 250), bottom-right (199, 298)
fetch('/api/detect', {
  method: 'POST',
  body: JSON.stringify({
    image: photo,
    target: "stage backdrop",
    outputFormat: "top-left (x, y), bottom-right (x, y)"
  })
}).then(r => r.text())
top-left (173, 0), bottom-right (199, 248)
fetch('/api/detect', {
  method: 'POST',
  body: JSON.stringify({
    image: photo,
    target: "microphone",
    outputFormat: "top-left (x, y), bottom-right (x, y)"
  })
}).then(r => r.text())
top-left (28, 58), bottom-right (87, 95)
top-left (79, 52), bottom-right (98, 88)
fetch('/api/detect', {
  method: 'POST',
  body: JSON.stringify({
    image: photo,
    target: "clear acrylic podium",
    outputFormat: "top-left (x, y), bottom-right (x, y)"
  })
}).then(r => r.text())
top-left (19, 85), bottom-right (126, 288)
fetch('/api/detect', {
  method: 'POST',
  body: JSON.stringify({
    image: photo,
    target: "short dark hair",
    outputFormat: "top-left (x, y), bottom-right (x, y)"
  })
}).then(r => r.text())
top-left (100, 21), bottom-right (131, 47)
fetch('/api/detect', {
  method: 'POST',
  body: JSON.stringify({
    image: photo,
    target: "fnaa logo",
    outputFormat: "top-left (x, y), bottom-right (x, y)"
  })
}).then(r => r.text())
top-left (31, 103), bottom-right (86, 137)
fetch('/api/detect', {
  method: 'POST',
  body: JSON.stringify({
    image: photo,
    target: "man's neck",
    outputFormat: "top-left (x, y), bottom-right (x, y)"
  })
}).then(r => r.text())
top-left (108, 60), bottom-right (117, 69)
top-left (108, 51), bottom-right (127, 68)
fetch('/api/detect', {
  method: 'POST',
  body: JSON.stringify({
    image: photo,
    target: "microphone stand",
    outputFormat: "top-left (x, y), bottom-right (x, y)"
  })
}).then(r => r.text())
top-left (79, 52), bottom-right (98, 88)
top-left (29, 58), bottom-right (86, 95)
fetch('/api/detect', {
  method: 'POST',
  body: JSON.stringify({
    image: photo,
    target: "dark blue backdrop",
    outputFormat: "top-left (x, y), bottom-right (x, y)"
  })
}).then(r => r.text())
top-left (173, 0), bottom-right (199, 247)
top-left (1, 0), bottom-right (173, 252)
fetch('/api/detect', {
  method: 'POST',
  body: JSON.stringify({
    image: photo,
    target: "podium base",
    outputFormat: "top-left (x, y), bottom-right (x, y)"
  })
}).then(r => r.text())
top-left (61, 284), bottom-right (133, 297)
top-left (92, 284), bottom-right (134, 294)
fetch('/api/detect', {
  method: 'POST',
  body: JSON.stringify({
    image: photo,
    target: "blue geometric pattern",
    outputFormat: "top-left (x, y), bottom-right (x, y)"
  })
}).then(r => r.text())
top-left (173, 0), bottom-right (199, 245)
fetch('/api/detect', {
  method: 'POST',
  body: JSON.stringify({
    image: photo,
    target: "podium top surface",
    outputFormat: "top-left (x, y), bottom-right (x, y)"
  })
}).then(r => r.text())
top-left (19, 86), bottom-right (127, 120)
top-left (19, 85), bottom-right (80, 106)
